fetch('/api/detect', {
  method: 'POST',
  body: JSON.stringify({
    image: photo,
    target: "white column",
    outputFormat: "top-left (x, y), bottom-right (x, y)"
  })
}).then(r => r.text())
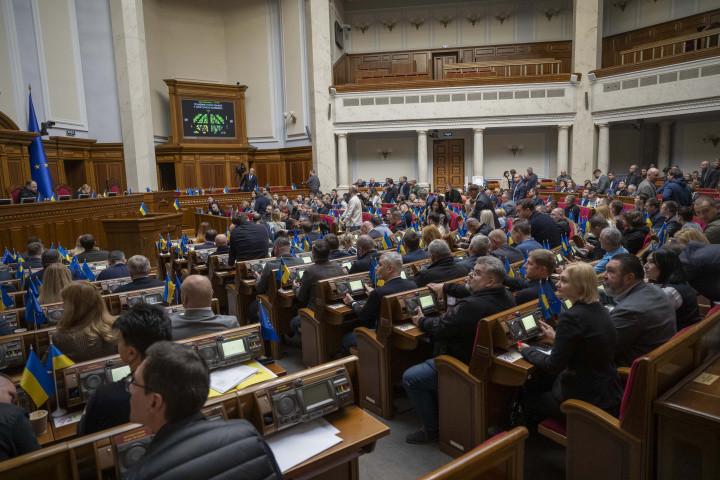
top-left (336, 133), bottom-right (349, 190)
top-left (306, 0), bottom-right (336, 189)
top-left (557, 125), bottom-right (570, 175)
top-left (473, 128), bottom-right (485, 178)
top-left (109, 0), bottom-right (157, 191)
top-left (417, 130), bottom-right (428, 188)
top-left (658, 121), bottom-right (672, 168)
top-left (597, 123), bottom-right (610, 174)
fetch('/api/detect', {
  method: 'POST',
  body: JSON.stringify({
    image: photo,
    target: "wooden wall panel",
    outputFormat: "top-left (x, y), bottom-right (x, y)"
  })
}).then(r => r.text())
top-left (183, 163), bottom-right (197, 187)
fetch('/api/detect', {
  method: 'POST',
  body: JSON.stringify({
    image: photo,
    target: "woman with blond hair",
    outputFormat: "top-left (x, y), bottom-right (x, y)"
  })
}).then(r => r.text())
top-left (594, 205), bottom-right (616, 227)
top-left (38, 263), bottom-right (73, 305)
top-left (421, 225), bottom-right (442, 249)
top-left (51, 281), bottom-right (118, 362)
top-left (194, 222), bottom-right (211, 245)
top-left (517, 261), bottom-right (622, 423)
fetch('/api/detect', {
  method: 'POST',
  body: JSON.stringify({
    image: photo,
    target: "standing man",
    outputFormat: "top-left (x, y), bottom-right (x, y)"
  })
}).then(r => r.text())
top-left (626, 164), bottom-right (641, 187)
top-left (556, 170), bottom-right (571, 185)
top-left (606, 172), bottom-right (620, 194)
top-left (398, 176), bottom-right (410, 200)
top-left (699, 160), bottom-right (719, 189)
top-left (525, 168), bottom-right (538, 190)
top-left (595, 169), bottom-right (610, 194)
top-left (510, 173), bottom-right (527, 203)
top-left (302, 170), bottom-right (320, 195)
top-left (342, 186), bottom-right (363, 231)
top-left (637, 168), bottom-right (659, 200)
top-left (661, 167), bottom-right (692, 207)
top-left (517, 199), bottom-right (561, 248)
top-left (240, 167), bottom-right (257, 192)
top-left (228, 213), bottom-right (270, 264)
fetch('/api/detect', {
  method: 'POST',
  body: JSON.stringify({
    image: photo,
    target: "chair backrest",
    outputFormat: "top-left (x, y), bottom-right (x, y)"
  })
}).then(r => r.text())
top-left (106, 178), bottom-right (121, 193)
top-left (9, 185), bottom-right (21, 203)
top-left (0, 443), bottom-right (73, 480)
top-left (54, 184), bottom-right (72, 197)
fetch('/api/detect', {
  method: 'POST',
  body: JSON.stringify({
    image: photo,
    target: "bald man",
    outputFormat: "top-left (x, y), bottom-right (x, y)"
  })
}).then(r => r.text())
top-left (210, 234), bottom-right (229, 256)
top-left (169, 275), bottom-right (239, 340)
top-left (0, 373), bottom-right (40, 461)
top-left (637, 167), bottom-right (659, 200)
top-left (487, 229), bottom-right (524, 264)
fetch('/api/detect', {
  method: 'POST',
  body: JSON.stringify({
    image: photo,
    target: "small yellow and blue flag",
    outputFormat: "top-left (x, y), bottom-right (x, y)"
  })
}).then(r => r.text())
top-left (50, 194), bottom-right (57, 202)
top-left (303, 236), bottom-right (312, 252)
top-left (223, 187), bottom-right (230, 194)
top-left (139, 202), bottom-right (148, 216)
top-left (276, 257), bottom-right (291, 284)
top-left (163, 274), bottom-right (175, 303)
top-left (396, 240), bottom-right (406, 255)
top-left (504, 258), bottom-right (515, 277)
top-left (381, 232), bottom-right (392, 250)
top-left (158, 235), bottom-right (167, 251)
top-left (539, 282), bottom-right (552, 319)
top-left (173, 199), bottom-right (180, 211)
top-left (20, 348), bottom-right (55, 407)
top-left (507, 231), bottom-right (514, 245)
top-left (0, 284), bottom-right (14, 311)
top-left (45, 344), bottom-right (75, 371)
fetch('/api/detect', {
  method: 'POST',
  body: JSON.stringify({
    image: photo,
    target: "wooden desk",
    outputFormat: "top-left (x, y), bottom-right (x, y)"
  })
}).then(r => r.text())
top-left (654, 352), bottom-right (720, 480)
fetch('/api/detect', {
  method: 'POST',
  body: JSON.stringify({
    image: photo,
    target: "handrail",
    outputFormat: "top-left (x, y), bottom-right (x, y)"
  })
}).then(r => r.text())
top-left (620, 29), bottom-right (720, 64)
top-left (589, 46), bottom-right (720, 79)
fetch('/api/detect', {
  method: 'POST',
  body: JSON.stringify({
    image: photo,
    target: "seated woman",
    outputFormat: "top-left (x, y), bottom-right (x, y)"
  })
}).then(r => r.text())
top-left (478, 210), bottom-right (495, 237)
top-left (421, 224), bottom-right (442, 249)
top-left (37, 263), bottom-right (73, 305)
top-left (209, 202), bottom-right (224, 216)
top-left (642, 248), bottom-right (700, 331)
top-left (72, 183), bottom-right (92, 199)
top-left (621, 210), bottom-right (649, 255)
top-left (339, 232), bottom-right (357, 256)
top-left (427, 211), bottom-right (447, 235)
top-left (51, 281), bottom-right (118, 363)
top-left (557, 180), bottom-right (568, 192)
top-left (194, 222), bottom-right (210, 245)
top-left (566, 180), bottom-right (577, 193)
top-left (517, 262), bottom-right (623, 423)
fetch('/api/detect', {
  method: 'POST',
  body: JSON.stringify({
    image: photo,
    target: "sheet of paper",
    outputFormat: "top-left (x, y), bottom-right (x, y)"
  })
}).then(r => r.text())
top-left (497, 351), bottom-right (523, 363)
top-left (394, 323), bottom-right (416, 331)
top-left (209, 364), bottom-right (259, 394)
top-left (53, 411), bottom-right (83, 428)
top-left (207, 360), bottom-right (278, 398)
top-left (266, 418), bottom-right (343, 472)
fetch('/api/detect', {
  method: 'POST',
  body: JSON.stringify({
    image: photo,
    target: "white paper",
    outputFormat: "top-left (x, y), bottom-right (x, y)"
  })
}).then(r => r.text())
top-left (266, 418), bottom-right (343, 472)
top-left (209, 364), bottom-right (259, 394)
top-left (497, 351), bottom-right (523, 363)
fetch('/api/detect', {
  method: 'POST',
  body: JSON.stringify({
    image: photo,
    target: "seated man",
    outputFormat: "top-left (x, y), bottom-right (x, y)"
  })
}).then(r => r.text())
top-left (694, 196), bottom-right (720, 244)
top-left (564, 195), bottom-right (581, 222)
top-left (401, 230), bottom-right (430, 264)
top-left (413, 240), bottom-right (468, 287)
top-left (645, 198), bottom-right (665, 232)
top-left (112, 255), bottom-right (165, 293)
top-left (460, 218), bottom-right (481, 248)
top-left (504, 249), bottom-right (556, 305)
top-left (170, 275), bottom-right (239, 340)
top-left (209, 234), bottom-right (229, 256)
top-left (659, 201), bottom-right (681, 238)
top-left (25, 241), bottom-right (43, 269)
top-left (341, 252), bottom-right (417, 351)
top-left (388, 210), bottom-right (407, 233)
top-left (326, 233), bottom-right (352, 259)
top-left (288, 240), bottom-right (347, 343)
top-left (488, 229), bottom-right (524, 264)
top-left (550, 208), bottom-right (571, 238)
top-left (594, 227), bottom-right (628, 274)
top-left (0, 372), bottom-right (40, 461)
top-left (458, 235), bottom-right (490, 272)
top-left (75, 234), bottom-right (109, 262)
top-left (16, 180), bottom-right (38, 202)
top-left (77, 304), bottom-right (172, 435)
top-left (125, 342), bottom-right (283, 480)
top-left (194, 229), bottom-right (217, 250)
top-left (369, 215), bottom-right (393, 239)
top-left (603, 254), bottom-right (676, 367)
top-left (403, 257), bottom-right (516, 444)
top-left (511, 220), bottom-right (543, 258)
top-left (96, 250), bottom-right (130, 280)
top-left (349, 235), bottom-right (382, 274)
top-left (229, 213), bottom-right (270, 263)
top-left (26, 249), bottom-right (83, 287)
top-left (360, 221), bottom-right (379, 239)
top-left (580, 216), bottom-right (610, 261)
top-left (300, 220), bottom-right (321, 242)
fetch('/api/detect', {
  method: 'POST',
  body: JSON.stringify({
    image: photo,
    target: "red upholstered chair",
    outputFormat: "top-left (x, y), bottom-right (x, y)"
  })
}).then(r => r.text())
top-left (9, 185), bottom-right (21, 203)
top-left (106, 178), bottom-right (121, 194)
top-left (362, 213), bottom-right (372, 222)
top-left (270, 186), bottom-right (283, 192)
top-left (448, 211), bottom-right (459, 231)
top-left (54, 184), bottom-right (72, 197)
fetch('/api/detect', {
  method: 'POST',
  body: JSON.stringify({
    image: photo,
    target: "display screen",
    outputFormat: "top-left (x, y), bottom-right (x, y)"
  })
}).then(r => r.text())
top-left (302, 257), bottom-right (312, 264)
top-left (342, 262), bottom-right (352, 270)
top-left (564, 300), bottom-right (573, 309)
top-left (181, 99), bottom-right (235, 139)
top-left (349, 280), bottom-right (363, 292)
top-left (302, 382), bottom-right (332, 410)
top-left (521, 315), bottom-right (537, 332)
top-left (297, 270), bottom-right (304, 279)
top-left (94, 265), bottom-right (107, 271)
top-left (221, 339), bottom-right (247, 358)
top-left (556, 254), bottom-right (563, 262)
top-left (400, 271), bottom-right (407, 279)
top-left (419, 295), bottom-right (434, 309)
top-left (111, 365), bottom-right (131, 382)
top-left (145, 294), bottom-right (162, 305)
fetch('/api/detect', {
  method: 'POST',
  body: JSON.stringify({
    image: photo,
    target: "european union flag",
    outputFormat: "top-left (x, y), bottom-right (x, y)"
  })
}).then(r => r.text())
top-left (20, 348), bottom-right (54, 407)
top-left (369, 257), bottom-right (379, 286)
top-left (174, 274), bottom-right (183, 303)
top-left (1, 249), bottom-right (13, 264)
top-left (25, 289), bottom-right (46, 326)
top-left (259, 304), bottom-right (279, 342)
top-left (27, 91), bottom-right (54, 200)
top-left (544, 280), bottom-right (562, 315)
top-left (69, 256), bottom-right (85, 279)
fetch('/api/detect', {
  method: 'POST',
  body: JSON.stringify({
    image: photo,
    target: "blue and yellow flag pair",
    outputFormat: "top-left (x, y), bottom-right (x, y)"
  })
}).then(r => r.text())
top-left (381, 232), bottom-right (392, 250)
top-left (0, 284), bottom-right (14, 311)
top-left (69, 256), bottom-right (84, 279)
top-left (538, 280), bottom-right (562, 319)
top-left (369, 257), bottom-right (382, 287)
top-left (163, 274), bottom-right (175, 303)
top-left (504, 258), bottom-right (515, 277)
top-left (276, 257), bottom-right (291, 284)
top-left (223, 187), bottom-right (230, 194)
top-left (292, 183), bottom-right (297, 190)
top-left (139, 202), bottom-right (148, 216)
top-left (58, 245), bottom-right (71, 262)
top-left (303, 236), bottom-right (312, 252)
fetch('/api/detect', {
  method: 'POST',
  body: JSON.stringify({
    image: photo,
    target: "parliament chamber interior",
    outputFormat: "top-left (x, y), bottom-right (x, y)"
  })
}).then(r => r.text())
top-left (1, 0), bottom-right (720, 478)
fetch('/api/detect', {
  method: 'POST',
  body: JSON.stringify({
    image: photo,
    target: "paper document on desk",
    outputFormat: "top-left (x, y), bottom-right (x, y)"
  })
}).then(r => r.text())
top-left (209, 364), bottom-right (259, 394)
top-left (266, 418), bottom-right (342, 472)
top-left (53, 411), bottom-right (83, 428)
top-left (497, 351), bottom-right (523, 363)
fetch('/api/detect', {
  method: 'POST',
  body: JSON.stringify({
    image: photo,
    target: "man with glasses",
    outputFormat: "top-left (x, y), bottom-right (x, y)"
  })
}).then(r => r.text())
top-left (0, 372), bottom-right (40, 461)
top-left (77, 304), bottom-right (172, 436)
top-left (125, 342), bottom-right (282, 480)
top-left (403, 256), bottom-right (516, 444)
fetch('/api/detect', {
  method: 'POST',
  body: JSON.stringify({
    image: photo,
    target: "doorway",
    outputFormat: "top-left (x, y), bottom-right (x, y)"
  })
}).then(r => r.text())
top-left (432, 52), bottom-right (458, 80)
top-left (433, 139), bottom-right (465, 190)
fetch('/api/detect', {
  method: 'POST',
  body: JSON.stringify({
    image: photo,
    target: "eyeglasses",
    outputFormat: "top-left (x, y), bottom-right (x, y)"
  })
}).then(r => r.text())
top-left (123, 373), bottom-right (151, 393)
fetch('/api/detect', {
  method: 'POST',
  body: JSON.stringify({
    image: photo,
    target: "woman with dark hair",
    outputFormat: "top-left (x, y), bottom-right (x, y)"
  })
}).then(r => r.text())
top-left (557, 180), bottom-right (568, 192)
top-left (566, 179), bottom-right (577, 193)
top-left (426, 197), bottom-right (449, 233)
top-left (500, 171), bottom-right (510, 191)
top-left (642, 248), bottom-right (700, 331)
top-left (622, 210), bottom-right (649, 254)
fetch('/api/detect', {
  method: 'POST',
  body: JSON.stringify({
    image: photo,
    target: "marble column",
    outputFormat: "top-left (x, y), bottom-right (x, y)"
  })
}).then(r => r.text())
top-left (109, 0), bottom-right (157, 191)
top-left (306, 0), bottom-right (336, 189)
top-left (658, 121), bottom-right (673, 168)
top-left (570, 0), bottom-right (603, 183)
top-left (597, 123), bottom-right (610, 174)
top-left (557, 125), bottom-right (570, 176)
top-left (473, 128), bottom-right (485, 178)
top-left (417, 130), bottom-right (429, 188)
top-left (336, 133), bottom-right (349, 190)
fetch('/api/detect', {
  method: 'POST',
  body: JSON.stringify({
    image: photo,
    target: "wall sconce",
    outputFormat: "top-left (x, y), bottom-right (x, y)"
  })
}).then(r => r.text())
top-left (612, 0), bottom-right (632, 11)
top-left (283, 111), bottom-right (297, 124)
top-left (354, 22), bottom-right (371, 34)
top-left (376, 148), bottom-right (393, 160)
top-left (382, 19), bottom-right (398, 32)
top-left (507, 144), bottom-right (524, 156)
top-left (408, 17), bottom-right (426, 30)
top-left (435, 15), bottom-right (455, 29)
top-left (542, 7), bottom-right (562, 21)
top-left (494, 11), bottom-right (512, 25)
top-left (465, 13), bottom-right (483, 26)
top-left (703, 134), bottom-right (720, 148)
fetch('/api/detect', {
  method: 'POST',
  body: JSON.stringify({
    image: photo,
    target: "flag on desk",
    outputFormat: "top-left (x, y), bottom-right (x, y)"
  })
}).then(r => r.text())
top-left (45, 344), bottom-right (74, 371)
top-left (158, 235), bottom-right (167, 251)
top-left (504, 258), bottom-right (515, 277)
top-left (69, 256), bottom-right (84, 279)
top-left (645, 213), bottom-right (652, 229)
top-left (163, 275), bottom-right (175, 303)
top-left (173, 199), bottom-right (180, 211)
top-left (58, 245), bottom-right (70, 262)
top-left (544, 280), bottom-right (562, 315)
top-left (0, 284), bottom-right (14, 311)
top-left (276, 257), bottom-right (291, 284)
top-left (658, 223), bottom-right (668, 246)
top-left (292, 183), bottom-right (297, 190)
top-left (25, 289), bottom-right (46, 326)
top-left (91, 191), bottom-right (96, 198)
top-left (174, 274), bottom-right (182, 303)
top-left (381, 232), bottom-right (392, 250)
top-left (103, 190), bottom-right (107, 197)
top-left (14, 262), bottom-right (25, 280)
top-left (27, 91), bottom-right (54, 200)
top-left (139, 203), bottom-right (148, 216)
top-left (81, 260), bottom-right (96, 281)
top-left (302, 236), bottom-right (312, 252)
top-left (223, 187), bottom-right (229, 194)
top-left (1, 249), bottom-right (13, 265)
top-left (519, 256), bottom-right (528, 277)
top-left (568, 209), bottom-right (576, 223)
top-left (396, 239), bottom-right (406, 255)
top-left (538, 282), bottom-right (552, 319)
top-left (20, 349), bottom-right (54, 407)
top-left (50, 194), bottom-right (57, 202)
top-left (146, 187), bottom-right (151, 193)
top-left (259, 305), bottom-right (279, 342)
top-left (507, 231), bottom-right (514, 246)
top-left (26, 271), bottom-right (39, 295)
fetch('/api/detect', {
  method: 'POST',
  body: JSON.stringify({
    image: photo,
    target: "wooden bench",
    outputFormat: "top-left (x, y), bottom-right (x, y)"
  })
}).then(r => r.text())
top-left (620, 29), bottom-right (720, 65)
top-left (443, 59), bottom-right (562, 77)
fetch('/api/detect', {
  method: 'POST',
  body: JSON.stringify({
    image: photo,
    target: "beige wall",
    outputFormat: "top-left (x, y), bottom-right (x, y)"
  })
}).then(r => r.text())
top-left (0, 4), bottom-right (18, 124)
top-left (281, 0), bottom-right (306, 139)
top-left (603, 0), bottom-right (720, 36)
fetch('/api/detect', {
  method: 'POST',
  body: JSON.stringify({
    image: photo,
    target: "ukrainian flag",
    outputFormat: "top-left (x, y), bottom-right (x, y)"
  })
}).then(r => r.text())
top-left (292, 183), bottom-right (297, 190)
top-left (507, 232), bottom-right (514, 245)
top-left (382, 232), bottom-right (392, 250)
top-left (45, 344), bottom-right (75, 371)
top-left (0, 284), bottom-right (14, 311)
top-left (396, 240), bottom-right (406, 255)
top-left (103, 190), bottom-right (107, 197)
top-left (276, 257), bottom-right (291, 284)
top-left (539, 282), bottom-right (552, 319)
top-left (645, 213), bottom-right (652, 228)
top-left (20, 349), bottom-right (54, 407)
top-left (81, 261), bottom-right (96, 281)
top-left (303, 236), bottom-right (312, 252)
top-left (224, 187), bottom-right (230, 194)
top-left (173, 199), bottom-right (180, 211)
top-left (504, 258), bottom-right (515, 277)
top-left (158, 235), bottom-right (167, 250)
top-left (50, 194), bottom-right (57, 201)
top-left (139, 202), bottom-right (148, 216)
top-left (163, 274), bottom-right (175, 303)
top-left (57, 245), bottom-right (70, 262)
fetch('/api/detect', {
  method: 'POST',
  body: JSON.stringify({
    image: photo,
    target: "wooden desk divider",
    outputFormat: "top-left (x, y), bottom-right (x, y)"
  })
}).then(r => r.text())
top-left (207, 253), bottom-right (233, 313)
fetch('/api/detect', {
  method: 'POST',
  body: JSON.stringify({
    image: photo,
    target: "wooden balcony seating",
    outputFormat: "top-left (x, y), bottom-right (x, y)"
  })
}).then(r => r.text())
top-left (445, 70), bottom-right (497, 79)
top-left (356, 72), bottom-right (431, 84)
top-left (619, 28), bottom-right (720, 65)
top-left (443, 58), bottom-right (562, 77)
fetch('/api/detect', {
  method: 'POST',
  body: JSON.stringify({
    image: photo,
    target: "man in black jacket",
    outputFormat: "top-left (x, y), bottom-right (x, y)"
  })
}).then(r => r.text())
top-left (239, 167), bottom-right (258, 191)
top-left (193, 230), bottom-right (217, 250)
top-left (626, 164), bottom-right (641, 187)
top-left (77, 304), bottom-right (172, 436)
top-left (398, 176), bottom-right (410, 199)
top-left (96, 250), bottom-right (130, 280)
top-left (75, 234), bottom-right (109, 262)
top-left (254, 188), bottom-right (271, 213)
top-left (458, 235), bottom-right (491, 272)
top-left (342, 251), bottom-right (417, 350)
top-left (510, 173), bottom-right (527, 203)
top-left (401, 230), bottom-right (430, 264)
top-left (383, 179), bottom-right (399, 203)
top-left (126, 342), bottom-right (282, 480)
top-left (112, 255), bottom-right (164, 293)
top-left (25, 241), bottom-right (43, 269)
top-left (563, 195), bottom-right (581, 223)
top-left (228, 213), bottom-right (270, 264)
top-left (444, 184), bottom-right (462, 204)
top-left (0, 373), bottom-right (40, 461)
top-left (488, 229), bottom-right (525, 264)
top-left (349, 235), bottom-right (382, 274)
top-left (699, 160), bottom-right (719, 189)
top-left (504, 249), bottom-right (556, 305)
top-left (404, 256), bottom-right (516, 444)
top-left (517, 199), bottom-right (561, 248)
top-left (468, 184), bottom-right (500, 228)
top-left (16, 180), bottom-right (38, 203)
top-left (413, 240), bottom-right (468, 287)
top-left (208, 234), bottom-right (230, 257)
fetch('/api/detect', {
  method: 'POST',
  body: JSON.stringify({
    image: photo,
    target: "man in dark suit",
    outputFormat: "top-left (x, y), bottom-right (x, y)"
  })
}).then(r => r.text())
top-left (388, 210), bottom-right (407, 233)
top-left (401, 230), bottom-right (430, 264)
top-left (414, 240), bottom-right (468, 287)
top-left (170, 275), bottom-right (239, 340)
top-left (349, 235), bottom-right (382, 274)
top-left (367, 178), bottom-right (379, 188)
top-left (510, 173), bottom-right (527, 203)
top-left (240, 167), bottom-right (258, 192)
top-left (444, 184), bottom-right (462, 204)
top-left (24, 242), bottom-right (43, 269)
top-left (595, 169), bottom-right (610, 194)
top-left (112, 255), bottom-right (164, 293)
top-left (626, 164), bottom-right (641, 187)
top-left (699, 160), bottom-right (719, 189)
top-left (254, 188), bottom-right (271, 213)
top-left (96, 250), bottom-right (130, 281)
top-left (75, 234), bottom-right (109, 263)
top-left (458, 235), bottom-right (491, 272)
top-left (564, 195), bottom-right (581, 223)
top-left (194, 230), bottom-right (217, 250)
top-left (504, 249), bottom-right (556, 305)
top-left (209, 234), bottom-right (230, 256)
top-left (525, 168), bottom-right (539, 190)
top-left (488, 229), bottom-right (524, 264)
top-left (77, 303), bottom-right (172, 436)
top-left (26, 249), bottom-right (83, 287)
top-left (228, 213), bottom-right (270, 264)
top-left (0, 373), bottom-right (40, 460)
top-left (16, 180), bottom-right (38, 203)
top-left (383, 179), bottom-right (399, 203)
top-left (517, 199), bottom-right (561, 248)
top-left (398, 176), bottom-right (411, 200)
top-left (342, 251), bottom-right (417, 350)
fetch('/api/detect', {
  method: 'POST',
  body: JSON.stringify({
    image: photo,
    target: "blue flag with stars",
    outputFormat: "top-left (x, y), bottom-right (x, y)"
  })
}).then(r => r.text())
top-left (259, 304), bottom-right (280, 342)
top-left (27, 92), bottom-right (54, 200)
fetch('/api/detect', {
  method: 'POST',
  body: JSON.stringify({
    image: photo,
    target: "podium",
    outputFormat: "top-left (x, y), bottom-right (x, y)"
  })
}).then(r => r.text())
top-left (101, 213), bottom-right (183, 267)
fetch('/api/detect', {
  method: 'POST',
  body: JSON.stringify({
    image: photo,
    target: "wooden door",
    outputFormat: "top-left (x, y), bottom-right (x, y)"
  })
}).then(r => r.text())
top-left (432, 53), bottom-right (458, 80)
top-left (433, 139), bottom-right (465, 189)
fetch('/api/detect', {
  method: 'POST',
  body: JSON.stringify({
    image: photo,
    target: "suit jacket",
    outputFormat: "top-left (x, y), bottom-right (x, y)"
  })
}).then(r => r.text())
top-left (77, 379), bottom-right (130, 436)
top-left (255, 253), bottom-right (304, 294)
top-left (209, 245), bottom-right (230, 256)
top-left (295, 260), bottom-right (345, 307)
top-left (458, 255), bottom-right (480, 272)
top-left (228, 222), bottom-right (270, 264)
top-left (700, 167), bottom-right (719, 189)
top-left (402, 248), bottom-right (430, 264)
top-left (254, 195), bottom-right (271, 214)
top-left (637, 179), bottom-right (657, 200)
top-left (170, 308), bottom-right (239, 340)
top-left (352, 277), bottom-right (418, 329)
top-left (626, 172), bottom-right (641, 187)
top-left (111, 276), bottom-right (165, 294)
top-left (607, 178), bottom-right (620, 193)
top-left (398, 182), bottom-right (410, 199)
top-left (383, 186), bottom-right (399, 203)
top-left (489, 245), bottom-right (525, 265)
top-left (414, 256), bottom-right (469, 287)
top-left (96, 263), bottom-right (130, 281)
top-left (76, 249), bottom-right (110, 263)
top-left (349, 250), bottom-right (382, 274)
top-left (445, 189), bottom-right (462, 204)
top-left (0, 403), bottom-right (40, 461)
top-left (240, 173), bottom-right (258, 191)
top-left (596, 175), bottom-right (610, 194)
top-left (329, 250), bottom-right (353, 260)
top-left (194, 241), bottom-right (216, 251)
top-left (529, 211), bottom-right (562, 248)
top-left (25, 257), bottom-right (43, 269)
top-left (510, 182), bottom-right (527, 203)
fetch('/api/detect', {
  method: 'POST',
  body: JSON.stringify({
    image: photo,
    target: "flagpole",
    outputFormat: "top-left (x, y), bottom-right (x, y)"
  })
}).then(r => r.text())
top-left (49, 338), bottom-right (66, 418)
